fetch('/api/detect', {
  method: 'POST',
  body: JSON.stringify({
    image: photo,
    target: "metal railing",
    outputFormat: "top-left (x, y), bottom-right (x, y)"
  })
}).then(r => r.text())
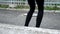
top-left (0, 1), bottom-right (28, 5)
top-left (0, 1), bottom-right (60, 5)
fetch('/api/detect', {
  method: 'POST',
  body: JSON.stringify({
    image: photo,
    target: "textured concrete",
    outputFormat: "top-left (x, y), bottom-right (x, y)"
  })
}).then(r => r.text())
top-left (0, 9), bottom-right (60, 30)
top-left (0, 23), bottom-right (60, 34)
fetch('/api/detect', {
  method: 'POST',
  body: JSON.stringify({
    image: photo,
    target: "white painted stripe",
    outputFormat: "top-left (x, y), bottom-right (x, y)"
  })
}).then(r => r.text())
top-left (23, 13), bottom-right (37, 17)
top-left (0, 23), bottom-right (60, 34)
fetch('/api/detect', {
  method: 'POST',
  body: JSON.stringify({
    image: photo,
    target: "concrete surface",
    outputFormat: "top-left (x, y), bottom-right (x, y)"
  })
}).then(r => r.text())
top-left (0, 9), bottom-right (60, 30)
top-left (0, 23), bottom-right (60, 34)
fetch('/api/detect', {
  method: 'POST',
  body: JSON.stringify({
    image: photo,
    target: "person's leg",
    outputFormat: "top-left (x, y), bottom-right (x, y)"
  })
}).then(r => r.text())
top-left (24, 0), bottom-right (35, 26)
top-left (36, 0), bottom-right (44, 27)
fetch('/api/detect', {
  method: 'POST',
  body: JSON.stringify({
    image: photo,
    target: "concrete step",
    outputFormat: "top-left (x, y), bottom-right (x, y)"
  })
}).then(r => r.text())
top-left (0, 23), bottom-right (60, 34)
top-left (0, 8), bottom-right (60, 13)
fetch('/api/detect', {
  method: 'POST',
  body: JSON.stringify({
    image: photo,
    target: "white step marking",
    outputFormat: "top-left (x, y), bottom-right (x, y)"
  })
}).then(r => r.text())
top-left (23, 13), bottom-right (37, 17)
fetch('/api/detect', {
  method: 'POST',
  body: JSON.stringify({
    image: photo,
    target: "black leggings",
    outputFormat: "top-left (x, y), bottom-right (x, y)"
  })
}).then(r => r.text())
top-left (24, 0), bottom-right (44, 27)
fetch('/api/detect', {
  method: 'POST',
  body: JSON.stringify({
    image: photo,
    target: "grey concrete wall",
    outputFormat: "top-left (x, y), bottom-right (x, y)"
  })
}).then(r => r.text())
top-left (0, 23), bottom-right (60, 34)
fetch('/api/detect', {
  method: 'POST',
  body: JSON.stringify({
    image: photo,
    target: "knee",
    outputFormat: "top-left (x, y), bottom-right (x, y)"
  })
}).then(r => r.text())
top-left (30, 5), bottom-right (35, 10)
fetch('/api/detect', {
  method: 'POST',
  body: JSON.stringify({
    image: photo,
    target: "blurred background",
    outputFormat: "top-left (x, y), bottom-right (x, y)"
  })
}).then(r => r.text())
top-left (0, 0), bottom-right (60, 10)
